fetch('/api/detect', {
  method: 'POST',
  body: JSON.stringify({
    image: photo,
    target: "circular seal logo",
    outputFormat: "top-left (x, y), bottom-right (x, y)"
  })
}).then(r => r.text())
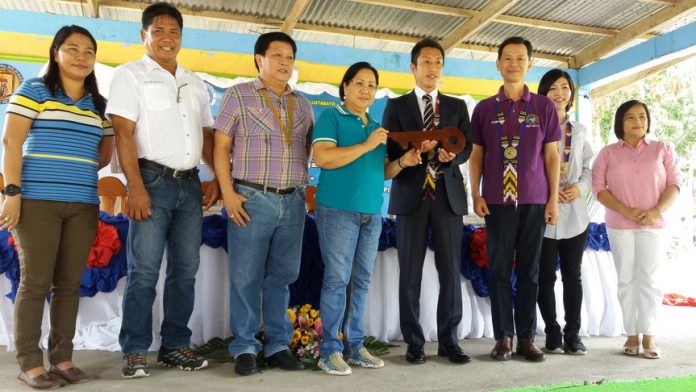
top-left (204, 81), bottom-right (217, 107)
top-left (0, 64), bottom-right (24, 104)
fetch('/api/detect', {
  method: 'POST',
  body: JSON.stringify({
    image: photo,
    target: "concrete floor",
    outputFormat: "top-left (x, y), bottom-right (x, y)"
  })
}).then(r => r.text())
top-left (1, 305), bottom-right (694, 392)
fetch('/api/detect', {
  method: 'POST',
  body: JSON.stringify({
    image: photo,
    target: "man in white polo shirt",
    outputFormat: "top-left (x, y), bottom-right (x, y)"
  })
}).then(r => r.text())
top-left (106, 2), bottom-right (218, 379)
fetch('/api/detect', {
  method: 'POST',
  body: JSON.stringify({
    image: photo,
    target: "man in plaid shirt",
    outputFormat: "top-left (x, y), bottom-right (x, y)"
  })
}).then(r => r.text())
top-left (213, 32), bottom-right (313, 376)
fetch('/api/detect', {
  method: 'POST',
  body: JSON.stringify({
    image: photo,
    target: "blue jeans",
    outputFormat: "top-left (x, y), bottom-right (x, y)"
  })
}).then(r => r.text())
top-left (227, 184), bottom-right (306, 358)
top-left (315, 203), bottom-right (382, 358)
top-left (119, 169), bottom-right (202, 354)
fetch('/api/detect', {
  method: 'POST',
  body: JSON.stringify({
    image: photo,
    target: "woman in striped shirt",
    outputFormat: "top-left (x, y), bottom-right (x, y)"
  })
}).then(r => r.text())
top-left (1, 25), bottom-right (113, 389)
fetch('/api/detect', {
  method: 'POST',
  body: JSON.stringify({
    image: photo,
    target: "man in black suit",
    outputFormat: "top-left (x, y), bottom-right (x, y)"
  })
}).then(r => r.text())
top-left (382, 38), bottom-right (473, 365)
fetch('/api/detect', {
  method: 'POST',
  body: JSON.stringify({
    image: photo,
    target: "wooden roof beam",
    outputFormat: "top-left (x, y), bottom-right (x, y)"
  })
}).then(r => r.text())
top-left (591, 51), bottom-right (696, 97)
top-left (85, 0), bottom-right (99, 18)
top-left (573, 0), bottom-right (696, 67)
top-left (440, 0), bottom-right (519, 52)
top-left (350, 0), bottom-right (618, 37)
top-left (280, 0), bottom-right (311, 34)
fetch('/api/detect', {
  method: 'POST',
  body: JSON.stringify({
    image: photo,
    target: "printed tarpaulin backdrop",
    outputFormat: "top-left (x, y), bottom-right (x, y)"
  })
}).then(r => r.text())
top-left (0, 60), bottom-right (476, 216)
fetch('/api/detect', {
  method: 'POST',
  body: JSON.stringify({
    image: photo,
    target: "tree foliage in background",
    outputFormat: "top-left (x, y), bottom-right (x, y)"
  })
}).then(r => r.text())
top-left (592, 61), bottom-right (696, 172)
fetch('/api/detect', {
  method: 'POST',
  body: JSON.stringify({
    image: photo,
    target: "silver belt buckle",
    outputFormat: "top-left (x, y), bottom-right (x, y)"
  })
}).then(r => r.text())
top-left (172, 169), bottom-right (183, 178)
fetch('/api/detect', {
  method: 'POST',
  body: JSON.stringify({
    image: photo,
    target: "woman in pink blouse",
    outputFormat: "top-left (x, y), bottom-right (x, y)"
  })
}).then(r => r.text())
top-left (592, 100), bottom-right (680, 359)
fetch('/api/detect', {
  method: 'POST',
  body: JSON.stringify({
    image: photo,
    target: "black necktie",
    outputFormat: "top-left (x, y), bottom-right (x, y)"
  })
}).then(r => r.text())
top-left (423, 94), bottom-right (434, 131)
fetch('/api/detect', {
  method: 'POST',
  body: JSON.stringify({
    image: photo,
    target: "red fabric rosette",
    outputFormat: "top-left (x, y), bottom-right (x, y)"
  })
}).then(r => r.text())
top-left (470, 228), bottom-right (489, 268)
top-left (663, 293), bottom-right (696, 307)
top-left (87, 221), bottom-right (122, 268)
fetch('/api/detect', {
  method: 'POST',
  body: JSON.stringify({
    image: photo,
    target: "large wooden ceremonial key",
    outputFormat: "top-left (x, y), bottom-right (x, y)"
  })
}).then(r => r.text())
top-left (388, 126), bottom-right (465, 153)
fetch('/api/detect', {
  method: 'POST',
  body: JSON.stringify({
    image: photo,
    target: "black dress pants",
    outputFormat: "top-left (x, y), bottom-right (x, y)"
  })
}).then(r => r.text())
top-left (485, 204), bottom-right (546, 340)
top-left (396, 182), bottom-right (463, 347)
top-left (537, 228), bottom-right (588, 338)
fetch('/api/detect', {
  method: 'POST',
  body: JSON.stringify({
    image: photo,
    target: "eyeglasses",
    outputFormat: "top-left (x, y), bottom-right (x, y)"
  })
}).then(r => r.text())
top-left (176, 83), bottom-right (188, 103)
top-left (349, 80), bottom-right (378, 91)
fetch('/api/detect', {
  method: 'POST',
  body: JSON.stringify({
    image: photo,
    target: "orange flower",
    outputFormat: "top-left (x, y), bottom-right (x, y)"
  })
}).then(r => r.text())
top-left (300, 335), bottom-right (309, 345)
top-left (290, 338), bottom-right (298, 347)
top-left (306, 332), bottom-right (314, 341)
top-left (309, 309), bottom-right (318, 319)
top-left (307, 318), bottom-right (314, 327)
top-left (293, 330), bottom-right (301, 340)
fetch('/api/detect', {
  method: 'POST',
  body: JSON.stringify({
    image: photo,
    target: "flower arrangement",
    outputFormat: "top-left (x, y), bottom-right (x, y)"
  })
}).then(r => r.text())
top-left (287, 304), bottom-right (325, 365)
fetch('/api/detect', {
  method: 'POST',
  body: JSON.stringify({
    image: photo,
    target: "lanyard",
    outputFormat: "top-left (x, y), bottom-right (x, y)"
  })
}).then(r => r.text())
top-left (495, 98), bottom-right (529, 160)
top-left (562, 122), bottom-right (572, 163)
top-left (260, 89), bottom-right (295, 145)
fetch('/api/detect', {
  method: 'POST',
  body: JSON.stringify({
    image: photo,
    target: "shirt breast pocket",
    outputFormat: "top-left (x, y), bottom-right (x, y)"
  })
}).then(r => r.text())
top-left (245, 107), bottom-right (274, 137)
top-left (143, 84), bottom-right (172, 111)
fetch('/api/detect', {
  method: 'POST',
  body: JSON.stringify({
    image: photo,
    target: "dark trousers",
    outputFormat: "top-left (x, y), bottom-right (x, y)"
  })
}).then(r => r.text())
top-left (537, 228), bottom-right (588, 338)
top-left (397, 182), bottom-right (463, 347)
top-left (485, 204), bottom-right (546, 340)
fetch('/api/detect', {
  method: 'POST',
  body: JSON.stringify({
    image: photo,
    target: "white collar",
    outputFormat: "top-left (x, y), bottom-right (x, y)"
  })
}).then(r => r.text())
top-left (414, 86), bottom-right (439, 103)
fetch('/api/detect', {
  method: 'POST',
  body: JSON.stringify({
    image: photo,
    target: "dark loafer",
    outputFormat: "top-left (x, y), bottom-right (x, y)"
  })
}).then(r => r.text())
top-left (265, 349), bottom-right (304, 370)
top-left (516, 338), bottom-right (546, 362)
top-left (234, 353), bottom-right (258, 376)
top-left (17, 371), bottom-right (64, 389)
top-left (405, 344), bottom-right (426, 364)
top-left (490, 337), bottom-right (512, 361)
top-left (437, 345), bottom-right (472, 364)
top-left (49, 365), bottom-right (88, 384)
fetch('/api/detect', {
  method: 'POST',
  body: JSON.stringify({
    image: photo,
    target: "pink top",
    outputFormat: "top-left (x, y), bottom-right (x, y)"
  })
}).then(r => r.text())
top-left (592, 138), bottom-right (680, 229)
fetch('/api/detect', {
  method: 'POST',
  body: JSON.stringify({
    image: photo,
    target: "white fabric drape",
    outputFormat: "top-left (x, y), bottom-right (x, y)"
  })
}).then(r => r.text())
top-left (0, 246), bottom-right (622, 352)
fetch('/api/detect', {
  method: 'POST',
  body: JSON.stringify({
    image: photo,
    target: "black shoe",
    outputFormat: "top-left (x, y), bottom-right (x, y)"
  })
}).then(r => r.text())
top-left (563, 335), bottom-right (587, 355)
top-left (543, 334), bottom-right (564, 354)
top-left (266, 349), bottom-right (305, 370)
top-left (405, 344), bottom-right (426, 364)
top-left (157, 347), bottom-right (208, 371)
top-left (234, 353), bottom-right (258, 376)
top-left (437, 345), bottom-right (472, 364)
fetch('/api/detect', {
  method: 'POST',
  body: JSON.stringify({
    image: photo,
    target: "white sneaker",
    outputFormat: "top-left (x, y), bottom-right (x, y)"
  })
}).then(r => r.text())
top-left (347, 347), bottom-right (384, 369)
top-left (318, 352), bottom-right (352, 376)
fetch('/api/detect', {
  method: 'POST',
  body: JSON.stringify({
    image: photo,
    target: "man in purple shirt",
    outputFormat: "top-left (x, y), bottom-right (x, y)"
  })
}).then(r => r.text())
top-left (213, 32), bottom-right (313, 376)
top-left (469, 36), bottom-right (561, 362)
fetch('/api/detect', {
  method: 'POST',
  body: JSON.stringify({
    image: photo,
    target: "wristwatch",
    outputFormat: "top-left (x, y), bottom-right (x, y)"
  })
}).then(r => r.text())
top-left (1, 184), bottom-right (22, 196)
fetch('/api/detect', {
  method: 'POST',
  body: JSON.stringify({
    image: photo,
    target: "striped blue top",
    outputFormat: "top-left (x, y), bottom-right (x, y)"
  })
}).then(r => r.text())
top-left (7, 77), bottom-right (113, 204)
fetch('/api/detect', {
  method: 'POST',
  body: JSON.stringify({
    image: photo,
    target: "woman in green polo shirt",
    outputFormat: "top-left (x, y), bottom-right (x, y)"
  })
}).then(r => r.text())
top-left (312, 62), bottom-right (420, 375)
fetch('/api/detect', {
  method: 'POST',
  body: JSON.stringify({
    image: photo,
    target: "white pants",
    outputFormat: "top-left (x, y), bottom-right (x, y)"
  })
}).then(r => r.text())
top-left (607, 228), bottom-right (664, 336)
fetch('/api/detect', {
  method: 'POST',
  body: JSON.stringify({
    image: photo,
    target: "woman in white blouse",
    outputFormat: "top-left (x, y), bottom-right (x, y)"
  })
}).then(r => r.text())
top-left (536, 69), bottom-right (594, 355)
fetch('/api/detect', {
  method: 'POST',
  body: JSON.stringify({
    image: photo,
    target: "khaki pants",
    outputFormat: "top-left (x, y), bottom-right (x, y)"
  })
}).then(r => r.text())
top-left (13, 199), bottom-right (98, 370)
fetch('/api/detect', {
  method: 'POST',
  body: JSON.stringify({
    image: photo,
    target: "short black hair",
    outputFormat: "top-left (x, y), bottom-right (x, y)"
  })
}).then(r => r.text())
top-left (614, 100), bottom-right (651, 140)
top-left (411, 38), bottom-right (445, 66)
top-left (142, 2), bottom-right (183, 30)
top-left (538, 69), bottom-right (575, 113)
top-left (498, 36), bottom-right (533, 60)
top-left (339, 62), bottom-right (379, 101)
top-left (254, 32), bottom-right (297, 71)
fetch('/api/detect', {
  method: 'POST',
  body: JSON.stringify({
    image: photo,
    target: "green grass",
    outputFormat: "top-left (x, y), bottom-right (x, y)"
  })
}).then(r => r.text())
top-left (498, 375), bottom-right (696, 391)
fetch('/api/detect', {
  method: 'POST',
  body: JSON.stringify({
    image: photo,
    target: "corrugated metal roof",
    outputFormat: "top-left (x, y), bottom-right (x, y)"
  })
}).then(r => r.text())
top-left (1, 0), bottom-right (695, 69)
top-left (506, 0), bottom-right (662, 30)
top-left (301, 0), bottom-right (465, 39)
top-left (468, 21), bottom-right (605, 57)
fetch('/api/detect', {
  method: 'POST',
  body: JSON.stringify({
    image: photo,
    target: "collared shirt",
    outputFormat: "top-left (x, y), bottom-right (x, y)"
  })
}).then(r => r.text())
top-left (471, 85), bottom-right (561, 204)
top-left (592, 137), bottom-right (680, 229)
top-left (545, 120), bottom-right (594, 239)
top-left (213, 78), bottom-right (314, 188)
top-left (413, 86), bottom-right (439, 125)
top-left (313, 104), bottom-right (385, 214)
top-left (8, 77), bottom-right (113, 205)
top-left (106, 55), bottom-right (214, 170)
